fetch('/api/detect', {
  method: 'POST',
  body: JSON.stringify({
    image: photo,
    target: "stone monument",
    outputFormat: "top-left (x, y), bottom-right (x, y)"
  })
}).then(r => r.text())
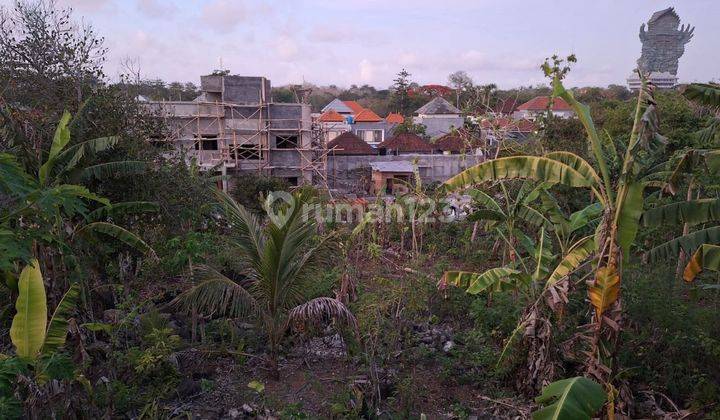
top-left (627, 7), bottom-right (694, 90)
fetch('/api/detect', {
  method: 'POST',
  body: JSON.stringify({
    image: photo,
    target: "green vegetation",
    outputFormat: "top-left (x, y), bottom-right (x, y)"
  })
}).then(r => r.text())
top-left (1, 1), bottom-right (720, 418)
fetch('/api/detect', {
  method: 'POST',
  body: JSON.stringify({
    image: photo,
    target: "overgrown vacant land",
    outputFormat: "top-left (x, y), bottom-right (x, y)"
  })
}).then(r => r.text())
top-left (2, 1), bottom-right (720, 419)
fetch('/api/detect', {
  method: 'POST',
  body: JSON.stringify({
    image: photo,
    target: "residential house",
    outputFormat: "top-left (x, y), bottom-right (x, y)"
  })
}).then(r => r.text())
top-left (327, 132), bottom-right (376, 155)
top-left (493, 97), bottom-right (519, 116)
top-left (369, 161), bottom-right (415, 195)
top-left (413, 97), bottom-right (464, 138)
top-left (318, 109), bottom-right (349, 142)
top-left (377, 133), bottom-right (433, 155)
top-left (512, 96), bottom-right (575, 120)
top-left (385, 113), bottom-right (404, 124)
top-left (318, 99), bottom-right (402, 145)
top-left (432, 129), bottom-right (484, 155)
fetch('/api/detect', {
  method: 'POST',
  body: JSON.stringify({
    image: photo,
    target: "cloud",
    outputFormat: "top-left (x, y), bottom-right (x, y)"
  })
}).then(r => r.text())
top-left (200, 0), bottom-right (248, 32)
top-left (136, 0), bottom-right (176, 18)
top-left (59, 0), bottom-right (115, 13)
top-left (274, 35), bottom-right (299, 61)
top-left (358, 59), bottom-right (375, 83)
top-left (398, 52), bottom-right (418, 67)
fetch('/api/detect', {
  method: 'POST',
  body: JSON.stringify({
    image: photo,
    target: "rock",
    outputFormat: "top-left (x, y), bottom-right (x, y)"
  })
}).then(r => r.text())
top-left (102, 309), bottom-right (123, 324)
top-left (442, 341), bottom-right (455, 352)
top-left (227, 408), bottom-right (241, 418)
top-left (242, 404), bottom-right (254, 414)
top-left (177, 378), bottom-right (201, 397)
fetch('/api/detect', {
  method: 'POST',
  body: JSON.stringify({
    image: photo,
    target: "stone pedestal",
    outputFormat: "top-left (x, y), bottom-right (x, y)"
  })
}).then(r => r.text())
top-left (627, 71), bottom-right (678, 90)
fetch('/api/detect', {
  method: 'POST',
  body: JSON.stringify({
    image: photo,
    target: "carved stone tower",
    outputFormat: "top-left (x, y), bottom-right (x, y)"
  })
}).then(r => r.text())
top-left (628, 8), bottom-right (694, 90)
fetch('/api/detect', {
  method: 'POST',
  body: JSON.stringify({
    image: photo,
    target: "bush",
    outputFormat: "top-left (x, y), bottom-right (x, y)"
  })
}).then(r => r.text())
top-left (621, 265), bottom-right (720, 411)
top-left (230, 174), bottom-right (290, 214)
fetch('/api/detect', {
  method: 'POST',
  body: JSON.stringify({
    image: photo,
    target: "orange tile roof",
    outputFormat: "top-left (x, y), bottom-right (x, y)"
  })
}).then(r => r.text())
top-left (354, 108), bottom-right (382, 122)
top-left (342, 100), bottom-right (365, 114)
top-left (319, 109), bottom-right (345, 122)
top-left (385, 113), bottom-right (404, 124)
top-left (516, 96), bottom-right (572, 111)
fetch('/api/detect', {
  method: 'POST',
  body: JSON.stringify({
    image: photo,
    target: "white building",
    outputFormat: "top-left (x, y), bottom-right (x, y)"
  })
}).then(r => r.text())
top-left (512, 96), bottom-right (575, 121)
top-left (413, 97), bottom-right (464, 138)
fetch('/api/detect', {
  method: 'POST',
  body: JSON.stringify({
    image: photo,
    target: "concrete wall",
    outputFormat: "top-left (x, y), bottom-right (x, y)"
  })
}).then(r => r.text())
top-left (327, 153), bottom-right (483, 193)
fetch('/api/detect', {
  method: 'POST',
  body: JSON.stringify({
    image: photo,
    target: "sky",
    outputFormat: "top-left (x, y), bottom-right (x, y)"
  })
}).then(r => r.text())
top-left (4, 0), bottom-right (719, 89)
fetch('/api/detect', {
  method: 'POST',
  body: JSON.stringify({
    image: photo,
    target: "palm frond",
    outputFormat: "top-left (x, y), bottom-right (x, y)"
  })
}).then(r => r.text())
top-left (87, 201), bottom-right (159, 222)
top-left (42, 284), bottom-right (80, 355)
top-left (173, 265), bottom-right (257, 319)
top-left (288, 297), bottom-right (358, 336)
top-left (77, 222), bottom-right (156, 257)
top-left (0, 153), bottom-right (35, 197)
top-left (80, 161), bottom-right (147, 181)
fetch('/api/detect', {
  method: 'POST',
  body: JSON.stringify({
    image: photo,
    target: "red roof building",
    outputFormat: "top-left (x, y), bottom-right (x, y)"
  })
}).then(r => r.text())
top-left (516, 96), bottom-right (572, 111)
top-left (342, 100), bottom-right (365, 114)
top-left (354, 108), bottom-right (382, 122)
top-left (433, 129), bottom-right (483, 153)
top-left (319, 109), bottom-right (346, 122)
top-left (513, 96), bottom-right (574, 120)
top-left (493, 98), bottom-right (519, 115)
top-left (480, 118), bottom-right (536, 133)
top-left (327, 132), bottom-right (376, 155)
top-left (385, 113), bottom-right (404, 124)
top-left (378, 133), bottom-right (433, 154)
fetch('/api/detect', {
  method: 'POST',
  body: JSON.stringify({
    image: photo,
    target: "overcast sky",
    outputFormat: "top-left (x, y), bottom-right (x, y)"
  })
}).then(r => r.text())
top-left (6, 0), bottom-right (719, 89)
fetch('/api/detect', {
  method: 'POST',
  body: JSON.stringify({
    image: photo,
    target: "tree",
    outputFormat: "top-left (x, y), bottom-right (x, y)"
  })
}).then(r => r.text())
top-left (390, 69), bottom-right (412, 116)
top-left (641, 83), bottom-right (720, 281)
top-left (0, 111), bottom-right (154, 301)
top-left (443, 57), bottom-right (667, 404)
top-left (0, 0), bottom-right (106, 122)
top-left (175, 189), bottom-right (357, 379)
top-left (392, 118), bottom-right (426, 138)
top-left (448, 71), bottom-right (473, 109)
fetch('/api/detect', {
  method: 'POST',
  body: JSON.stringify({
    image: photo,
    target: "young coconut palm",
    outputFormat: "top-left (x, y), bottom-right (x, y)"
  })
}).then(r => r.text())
top-left (174, 189), bottom-right (358, 379)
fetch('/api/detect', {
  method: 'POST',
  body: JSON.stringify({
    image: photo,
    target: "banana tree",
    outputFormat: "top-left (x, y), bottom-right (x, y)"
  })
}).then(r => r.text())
top-left (533, 376), bottom-right (606, 420)
top-left (1, 260), bottom-right (82, 414)
top-left (465, 181), bottom-right (552, 265)
top-left (0, 112), bottom-right (155, 295)
top-left (442, 68), bottom-right (666, 388)
top-left (442, 227), bottom-right (595, 393)
top-left (536, 190), bottom-right (602, 254)
top-left (635, 84), bottom-right (720, 279)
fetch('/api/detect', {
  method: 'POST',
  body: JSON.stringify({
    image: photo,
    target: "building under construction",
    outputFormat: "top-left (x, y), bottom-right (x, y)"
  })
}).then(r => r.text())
top-left (147, 73), bottom-right (485, 196)
top-left (146, 75), bottom-right (328, 187)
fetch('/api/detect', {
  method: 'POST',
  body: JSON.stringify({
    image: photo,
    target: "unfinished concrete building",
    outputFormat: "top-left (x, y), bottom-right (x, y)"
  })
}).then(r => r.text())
top-left (145, 73), bottom-right (487, 197)
top-left (146, 75), bottom-right (328, 187)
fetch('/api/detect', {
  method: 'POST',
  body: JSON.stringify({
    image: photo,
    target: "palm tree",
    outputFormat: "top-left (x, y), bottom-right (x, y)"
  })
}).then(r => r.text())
top-left (174, 189), bottom-right (357, 379)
